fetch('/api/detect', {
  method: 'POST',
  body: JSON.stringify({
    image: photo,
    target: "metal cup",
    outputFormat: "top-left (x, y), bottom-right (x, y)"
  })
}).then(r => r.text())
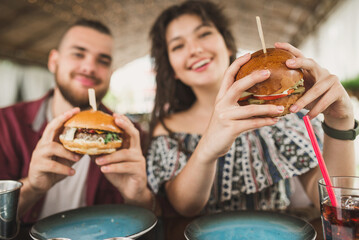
top-left (0, 180), bottom-right (22, 239)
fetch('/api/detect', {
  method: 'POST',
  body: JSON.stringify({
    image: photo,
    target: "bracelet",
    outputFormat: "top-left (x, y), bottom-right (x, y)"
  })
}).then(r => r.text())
top-left (322, 119), bottom-right (359, 140)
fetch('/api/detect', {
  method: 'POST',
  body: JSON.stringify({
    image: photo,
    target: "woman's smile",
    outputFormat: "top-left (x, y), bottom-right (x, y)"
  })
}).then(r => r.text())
top-left (189, 58), bottom-right (212, 72)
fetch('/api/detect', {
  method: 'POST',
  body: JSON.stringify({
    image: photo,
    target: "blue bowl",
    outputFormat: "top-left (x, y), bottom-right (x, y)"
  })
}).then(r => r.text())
top-left (30, 204), bottom-right (157, 240)
top-left (185, 211), bottom-right (316, 240)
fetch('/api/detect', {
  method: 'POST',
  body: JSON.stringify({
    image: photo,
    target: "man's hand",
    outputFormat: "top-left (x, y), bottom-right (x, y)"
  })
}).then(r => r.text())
top-left (18, 108), bottom-right (81, 217)
top-left (95, 114), bottom-right (151, 207)
top-left (27, 108), bottom-right (81, 194)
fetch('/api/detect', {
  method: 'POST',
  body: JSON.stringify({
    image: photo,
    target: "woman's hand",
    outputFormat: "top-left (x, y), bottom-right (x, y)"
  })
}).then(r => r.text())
top-left (198, 53), bottom-right (284, 160)
top-left (275, 43), bottom-right (356, 204)
top-left (275, 42), bottom-right (354, 129)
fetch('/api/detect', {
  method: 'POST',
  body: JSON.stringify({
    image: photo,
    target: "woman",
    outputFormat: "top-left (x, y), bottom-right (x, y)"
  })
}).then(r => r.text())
top-left (146, 0), bottom-right (355, 217)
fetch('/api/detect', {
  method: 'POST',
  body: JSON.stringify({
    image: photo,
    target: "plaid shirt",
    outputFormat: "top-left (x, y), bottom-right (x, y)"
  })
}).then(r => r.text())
top-left (0, 91), bottom-right (125, 224)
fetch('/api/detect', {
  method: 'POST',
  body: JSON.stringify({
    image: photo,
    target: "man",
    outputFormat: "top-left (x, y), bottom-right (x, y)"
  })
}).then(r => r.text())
top-left (0, 19), bottom-right (153, 224)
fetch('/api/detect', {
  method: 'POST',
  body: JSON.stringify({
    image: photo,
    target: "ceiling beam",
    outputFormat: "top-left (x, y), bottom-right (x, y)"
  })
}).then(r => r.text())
top-left (0, 5), bottom-right (40, 34)
top-left (0, 45), bottom-right (47, 67)
top-left (16, 20), bottom-right (64, 50)
top-left (233, 0), bottom-right (311, 26)
top-left (291, 0), bottom-right (342, 47)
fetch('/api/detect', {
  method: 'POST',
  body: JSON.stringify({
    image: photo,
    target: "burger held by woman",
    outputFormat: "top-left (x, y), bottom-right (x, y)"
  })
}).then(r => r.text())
top-left (146, 0), bottom-right (356, 217)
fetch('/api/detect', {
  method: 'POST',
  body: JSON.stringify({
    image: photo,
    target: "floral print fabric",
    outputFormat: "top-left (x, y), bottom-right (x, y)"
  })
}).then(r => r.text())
top-left (146, 112), bottom-right (323, 213)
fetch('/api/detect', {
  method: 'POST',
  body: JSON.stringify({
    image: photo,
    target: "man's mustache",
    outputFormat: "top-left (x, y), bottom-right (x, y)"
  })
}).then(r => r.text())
top-left (70, 72), bottom-right (100, 84)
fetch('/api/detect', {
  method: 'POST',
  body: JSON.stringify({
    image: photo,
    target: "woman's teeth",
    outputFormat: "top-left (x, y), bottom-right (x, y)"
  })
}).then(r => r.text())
top-left (192, 59), bottom-right (210, 70)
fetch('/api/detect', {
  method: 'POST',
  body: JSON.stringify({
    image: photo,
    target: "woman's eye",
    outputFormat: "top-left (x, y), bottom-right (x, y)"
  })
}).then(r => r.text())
top-left (172, 44), bottom-right (184, 52)
top-left (199, 31), bottom-right (212, 38)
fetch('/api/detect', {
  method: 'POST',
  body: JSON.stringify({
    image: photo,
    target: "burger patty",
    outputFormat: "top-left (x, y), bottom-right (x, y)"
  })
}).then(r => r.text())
top-left (75, 132), bottom-right (107, 141)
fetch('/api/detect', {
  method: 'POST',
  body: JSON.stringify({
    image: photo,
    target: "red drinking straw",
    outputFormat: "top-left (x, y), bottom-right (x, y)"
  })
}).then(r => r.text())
top-left (303, 115), bottom-right (337, 207)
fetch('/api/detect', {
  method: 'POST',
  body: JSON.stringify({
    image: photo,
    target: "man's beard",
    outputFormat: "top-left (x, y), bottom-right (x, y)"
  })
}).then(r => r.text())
top-left (55, 70), bottom-right (108, 110)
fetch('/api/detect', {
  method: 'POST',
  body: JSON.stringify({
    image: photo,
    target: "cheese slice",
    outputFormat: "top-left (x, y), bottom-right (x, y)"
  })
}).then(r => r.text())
top-left (63, 127), bottom-right (77, 141)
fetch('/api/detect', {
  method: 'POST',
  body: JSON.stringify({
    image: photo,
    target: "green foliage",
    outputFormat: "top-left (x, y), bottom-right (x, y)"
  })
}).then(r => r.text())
top-left (103, 91), bottom-right (118, 112)
top-left (342, 75), bottom-right (359, 90)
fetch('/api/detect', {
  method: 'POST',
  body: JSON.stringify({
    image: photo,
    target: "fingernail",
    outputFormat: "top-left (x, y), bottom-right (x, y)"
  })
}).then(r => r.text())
top-left (116, 118), bottom-right (125, 125)
top-left (287, 59), bottom-right (295, 65)
top-left (290, 104), bottom-right (298, 112)
top-left (273, 118), bottom-right (280, 122)
top-left (69, 169), bottom-right (75, 175)
top-left (277, 106), bottom-right (284, 112)
top-left (101, 166), bottom-right (108, 172)
top-left (96, 158), bottom-right (104, 164)
top-left (260, 70), bottom-right (270, 76)
top-left (70, 108), bottom-right (79, 115)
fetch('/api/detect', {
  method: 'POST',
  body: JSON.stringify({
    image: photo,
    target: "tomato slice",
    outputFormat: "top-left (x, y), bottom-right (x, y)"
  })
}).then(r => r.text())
top-left (253, 89), bottom-right (295, 101)
top-left (287, 89), bottom-right (294, 95)
top-left (238, 95), bottom-right (251, 101)
top-left (253, 94), bottom-right (287, 100)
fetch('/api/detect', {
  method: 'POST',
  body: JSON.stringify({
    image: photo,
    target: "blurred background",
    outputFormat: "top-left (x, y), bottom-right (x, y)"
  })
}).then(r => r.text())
top-left (0, 0), bottom-right (358, 172)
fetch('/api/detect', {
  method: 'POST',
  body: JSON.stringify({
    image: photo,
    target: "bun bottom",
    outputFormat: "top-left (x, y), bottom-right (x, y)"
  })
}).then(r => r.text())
top-left (62, 145), bottom-right (117, 155)
top-left (238, 92), bottom-right (304, 117)
top-left (59, 136), bottom-right (123, 155)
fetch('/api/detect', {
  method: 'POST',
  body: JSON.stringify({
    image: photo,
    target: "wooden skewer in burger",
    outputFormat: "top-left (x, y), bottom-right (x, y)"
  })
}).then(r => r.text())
top-left (236, 17), bottom-right (306, 117)
top-left (59, 88), bottom-right (124, 155)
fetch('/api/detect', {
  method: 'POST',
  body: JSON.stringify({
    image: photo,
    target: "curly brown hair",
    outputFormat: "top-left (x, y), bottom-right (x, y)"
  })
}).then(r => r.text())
top-left (149, 0), bottom-right (237, 139)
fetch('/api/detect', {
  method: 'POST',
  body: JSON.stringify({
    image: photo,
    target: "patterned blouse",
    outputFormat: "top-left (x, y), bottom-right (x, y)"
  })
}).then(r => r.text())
top-left (146, 111), bottom-right (323, 213)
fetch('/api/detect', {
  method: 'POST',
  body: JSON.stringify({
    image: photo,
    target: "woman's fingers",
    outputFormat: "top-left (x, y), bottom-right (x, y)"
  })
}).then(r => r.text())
top-left (274, 42), bottom-right (305, 58)
top-left (274, 45), bottom-right (341, 117)
top-left (305, 82), bottom-right (344, 118)
top-left (234, 117), bottom-right (279, 132)
top-left (286, 56), bottom-right (329, 79)
top-left (290, 74), bottom-right (337, 113)
top-left (224, 69), bottom-right (270, 105)
top-left (220, 104), bottom-right (284, 120)
top-left (217, 53), bottom-right (251, 100)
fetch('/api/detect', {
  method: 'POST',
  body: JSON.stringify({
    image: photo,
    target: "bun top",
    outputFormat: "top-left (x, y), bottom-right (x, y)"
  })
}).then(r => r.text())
top-left (64, 110), bottom-right (123, 133)
top-left (235, 48), bottom-right (303, 95)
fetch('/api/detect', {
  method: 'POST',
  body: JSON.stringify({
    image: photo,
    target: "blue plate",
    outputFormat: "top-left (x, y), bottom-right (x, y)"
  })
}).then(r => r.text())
top-left (184, 211), bottom-right (316, 240)
top-left (30, 204), bottom-right (157, 240)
